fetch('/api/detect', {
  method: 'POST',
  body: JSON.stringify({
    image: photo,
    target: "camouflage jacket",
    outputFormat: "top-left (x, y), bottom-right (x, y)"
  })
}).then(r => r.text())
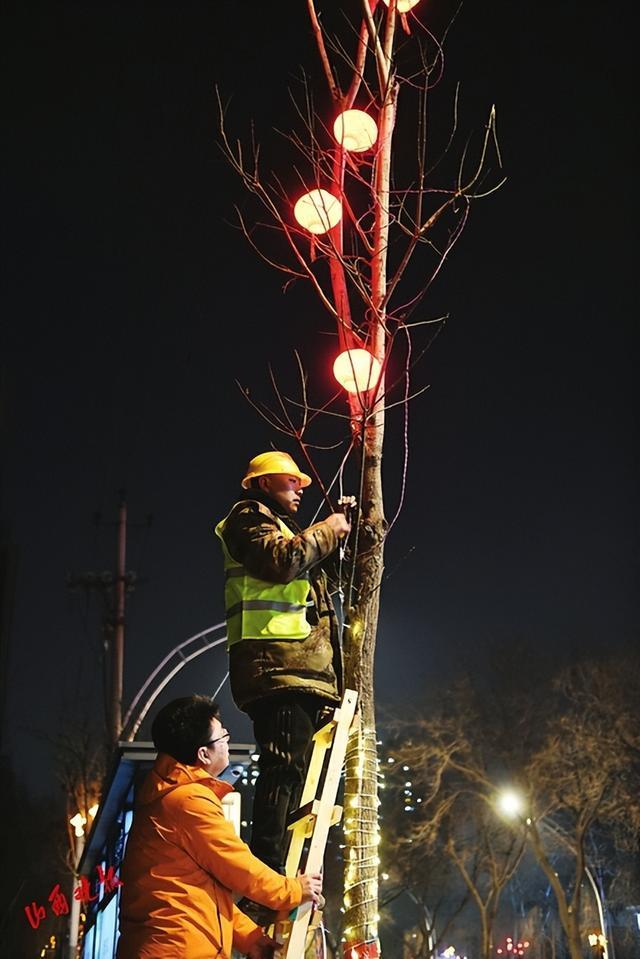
top-left (217, 492), bottom-right (343, 711)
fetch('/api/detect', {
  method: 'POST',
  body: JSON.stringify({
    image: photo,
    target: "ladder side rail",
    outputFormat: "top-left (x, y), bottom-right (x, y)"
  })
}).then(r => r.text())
top-left (285, 727), bottom-right (336, 879)
top-left (282, 689), bottom-right (358, 958)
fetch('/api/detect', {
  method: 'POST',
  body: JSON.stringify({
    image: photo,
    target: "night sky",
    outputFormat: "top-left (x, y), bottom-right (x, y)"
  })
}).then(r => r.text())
top-left (2, 0), bottom-right (637, 799)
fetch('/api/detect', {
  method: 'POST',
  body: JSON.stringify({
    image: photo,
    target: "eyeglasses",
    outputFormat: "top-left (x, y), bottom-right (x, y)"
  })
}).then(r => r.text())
top-left (203, 731), bottom-right (230, 748)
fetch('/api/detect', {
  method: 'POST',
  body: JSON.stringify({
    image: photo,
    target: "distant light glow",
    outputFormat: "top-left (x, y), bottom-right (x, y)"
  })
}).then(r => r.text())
top-left (497, 789), bottom-right (524, 818)
top-left (70, 812), bottom-right (86, 838)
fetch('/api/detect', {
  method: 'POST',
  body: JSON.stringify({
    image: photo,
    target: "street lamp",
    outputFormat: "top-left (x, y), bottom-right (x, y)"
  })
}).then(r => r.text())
top-left (588, 932), bottom-right (607, 956)
top-left (495, 788), bottom-right (610, 959)
top-left (68, 804), bottom-right (98, 959)
top-left (496, 789), bottom-right (525, 819)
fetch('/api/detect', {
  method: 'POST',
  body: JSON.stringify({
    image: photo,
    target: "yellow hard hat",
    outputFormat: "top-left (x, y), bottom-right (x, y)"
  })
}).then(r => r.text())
top-left (241, 451), bottom-right (312, 489)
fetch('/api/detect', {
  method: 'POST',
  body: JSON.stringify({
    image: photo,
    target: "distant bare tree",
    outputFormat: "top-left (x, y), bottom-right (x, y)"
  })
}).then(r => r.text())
top-left (379, 829), bottom-right (468, 958)
top-left (53, 718), bottom-right (106, 866)
top-left (515, 655), bottom-right (640, 959)
top-left (385, 701), bottom-right (525, 959)
top-left (386, 652), bottom-right (640, 959)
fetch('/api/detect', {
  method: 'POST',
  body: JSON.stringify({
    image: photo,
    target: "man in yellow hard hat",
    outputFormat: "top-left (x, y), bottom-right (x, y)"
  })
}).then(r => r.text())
top-left (215, 450), bottom-right (352, 901)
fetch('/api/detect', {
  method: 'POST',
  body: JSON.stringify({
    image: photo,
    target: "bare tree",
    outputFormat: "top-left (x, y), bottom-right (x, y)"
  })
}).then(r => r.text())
top-left (53, 721), bottom-right (106, 865)
top-left (387, 652), bottom-right (640, 959)
top-left (379, 833), bottom-right (469, 958)
top-left (219, 2), bottom-right (502, 949)
top-left (385, 703), bottom-right (525, 959)
top-left (514, 655), bottom-right (640, 959)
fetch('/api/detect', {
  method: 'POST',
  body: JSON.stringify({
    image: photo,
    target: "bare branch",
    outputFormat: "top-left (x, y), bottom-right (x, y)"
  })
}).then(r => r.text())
top-left (307, 0), bottom-right (342, 101)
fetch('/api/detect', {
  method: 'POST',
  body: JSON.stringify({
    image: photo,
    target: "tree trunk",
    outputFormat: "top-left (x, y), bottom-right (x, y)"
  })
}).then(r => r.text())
top-left (481, 923), bottom-right (492, 959)
top-left (340, 48), bottom-right (398, 952)
top-left (342, 431), bottom-right (385, 953)
top-left (565, 912), bottom-right (583, 959)
top-left (528, 827), bottom-right (584, 959)
top-left (481, 902), bottom-right (497, 959)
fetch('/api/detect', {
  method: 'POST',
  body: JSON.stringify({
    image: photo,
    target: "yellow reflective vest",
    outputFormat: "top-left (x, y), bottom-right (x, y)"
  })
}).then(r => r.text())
top-left (215, 509), bottom-right (312, 647)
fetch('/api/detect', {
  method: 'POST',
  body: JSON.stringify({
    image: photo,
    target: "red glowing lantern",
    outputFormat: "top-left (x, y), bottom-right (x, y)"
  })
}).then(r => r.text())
top-left (333, 110), bottom-right (378, 153)
top-left (293, 189), bottom-right (342, 234)
top-left (382, 0), bottom-right (421, 11)
top-left (333, 349), bottom-right (382, 393)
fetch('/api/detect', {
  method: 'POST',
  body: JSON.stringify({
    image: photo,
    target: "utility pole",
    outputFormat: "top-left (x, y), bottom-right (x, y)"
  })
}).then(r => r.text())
top-left (111, 492), bottom-right (127, 743)
top-left (67, 491), bottom-right (150, 746)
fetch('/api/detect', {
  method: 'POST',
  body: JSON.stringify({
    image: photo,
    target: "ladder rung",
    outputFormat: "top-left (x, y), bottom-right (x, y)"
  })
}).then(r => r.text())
top-left (287, 798), bottom-right (320, 829)
top-left (312, 712), bottom-right (339, 747)
top-left (287, 800), bottom-right (343, 837)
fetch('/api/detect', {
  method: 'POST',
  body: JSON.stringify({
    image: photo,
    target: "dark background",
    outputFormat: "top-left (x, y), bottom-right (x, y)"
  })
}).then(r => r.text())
top-left (2, 0), bottom-right (637, 804)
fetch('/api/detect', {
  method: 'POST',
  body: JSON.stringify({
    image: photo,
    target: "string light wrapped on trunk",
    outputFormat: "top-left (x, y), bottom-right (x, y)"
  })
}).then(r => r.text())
top-left (333, 110), bottom-right (378, 153)
top-left (333, 349), bottom-right (382, 394)
top-left (293, 189), bottom-right (342, 234)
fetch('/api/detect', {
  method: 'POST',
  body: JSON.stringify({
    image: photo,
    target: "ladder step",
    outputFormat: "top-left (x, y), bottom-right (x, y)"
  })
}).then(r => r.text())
top-left (312, 712), bottom-right (339, 747)
top-left (287, 800), bottom-right (343, 837)
top-left (287, 798), bottom-right (319, 828)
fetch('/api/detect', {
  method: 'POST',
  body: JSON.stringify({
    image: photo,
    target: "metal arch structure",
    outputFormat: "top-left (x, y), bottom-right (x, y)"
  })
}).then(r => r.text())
top-left (121, 622), bottom-right (229, 742)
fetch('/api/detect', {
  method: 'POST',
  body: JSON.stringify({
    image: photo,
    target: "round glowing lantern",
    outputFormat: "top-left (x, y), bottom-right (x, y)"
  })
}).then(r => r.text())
top-left (333, 110), bottom-right (378, 153)
top-left (294, 189), bottom-right (342, 235)
top-left (382, 0), bottom-right (421, 11)
top-left (333, 349), bottom-right (382, 394)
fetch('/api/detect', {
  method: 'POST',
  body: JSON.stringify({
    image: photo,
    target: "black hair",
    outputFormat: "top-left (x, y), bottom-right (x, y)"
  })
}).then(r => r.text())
top-left (151, 695), bottom-right (220, 764)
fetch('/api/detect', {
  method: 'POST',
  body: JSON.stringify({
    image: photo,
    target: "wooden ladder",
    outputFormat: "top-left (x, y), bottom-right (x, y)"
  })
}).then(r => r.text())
top-left (273, 688), bottom-right (358, 959)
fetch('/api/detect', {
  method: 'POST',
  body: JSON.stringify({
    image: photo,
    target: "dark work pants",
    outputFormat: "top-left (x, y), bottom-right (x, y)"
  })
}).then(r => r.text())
top-left (247, 692), bottom-right (333, 873)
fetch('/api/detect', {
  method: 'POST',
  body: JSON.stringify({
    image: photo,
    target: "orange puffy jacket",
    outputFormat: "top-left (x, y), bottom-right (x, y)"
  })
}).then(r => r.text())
top-left (117, 754), bottom-right (303, 958)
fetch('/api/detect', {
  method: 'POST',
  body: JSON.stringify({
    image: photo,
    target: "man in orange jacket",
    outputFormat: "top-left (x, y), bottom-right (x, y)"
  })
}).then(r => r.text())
top-left (117, 695), bottom-right (322, 959)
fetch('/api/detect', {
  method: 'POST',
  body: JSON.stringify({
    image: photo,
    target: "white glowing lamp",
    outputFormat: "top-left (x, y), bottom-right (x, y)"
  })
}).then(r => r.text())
top-left (497, 788), bottom-right (525, 818)
top-left (333, 110), bottom-right (378, 152)
top-left (70, 812), bottom-right (87, 838)
top-left (382, 0), bottom-right (421, 11)
top-left (333, 349), bottom-right (382, 393)
top-left (294, 189), bottom-right (342, 234)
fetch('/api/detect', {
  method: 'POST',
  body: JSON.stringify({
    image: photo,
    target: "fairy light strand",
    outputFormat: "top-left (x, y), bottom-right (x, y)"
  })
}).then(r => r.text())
top-left (342, 721), bottom-right (380, 955)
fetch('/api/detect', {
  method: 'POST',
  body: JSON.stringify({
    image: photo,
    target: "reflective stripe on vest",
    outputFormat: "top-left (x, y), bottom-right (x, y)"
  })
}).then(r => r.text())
top-left (215, 505), bottom-right (312, 647)
top-left (226, 599), bottom-right (311, 618)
